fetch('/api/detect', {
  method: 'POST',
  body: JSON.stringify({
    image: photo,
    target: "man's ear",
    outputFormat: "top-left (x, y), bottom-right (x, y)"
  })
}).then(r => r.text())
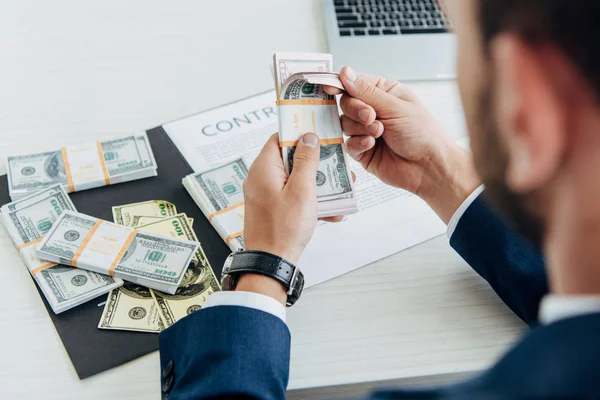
top-left (490, 34), bottom-right (568, 194)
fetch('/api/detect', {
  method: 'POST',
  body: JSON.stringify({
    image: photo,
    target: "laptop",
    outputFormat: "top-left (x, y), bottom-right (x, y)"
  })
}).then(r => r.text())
top-left (323, 0), bottom-right (456, 81)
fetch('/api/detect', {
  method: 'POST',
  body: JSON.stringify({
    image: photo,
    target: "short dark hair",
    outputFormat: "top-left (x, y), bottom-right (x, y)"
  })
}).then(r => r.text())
top-left (478, 0), bottom-right (600, 99)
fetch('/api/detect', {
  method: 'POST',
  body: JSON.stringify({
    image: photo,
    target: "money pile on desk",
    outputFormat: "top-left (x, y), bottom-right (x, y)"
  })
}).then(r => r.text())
top-left (274, 52), bottom-right (358, 217)
top-left (98, 200), bottom-right (220, 333)
top-left (36, 210), bottom-right (199, 294)
top-left (1, 187), bottom-right (220, 331)
top-left (183, 159), bottom-right (248, 252)
top-left (0, 185), bottom-right (123, 313)
top-left (6, 132), bottom-right (158, 201)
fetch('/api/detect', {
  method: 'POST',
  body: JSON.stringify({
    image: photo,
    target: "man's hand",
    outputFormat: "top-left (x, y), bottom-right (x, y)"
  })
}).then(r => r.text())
top-left (239, 133), bottom-right (322, 305)
top-left (243, 132), bottom-right (320, 265)
top-left (325, 67), bottom-right (481, 223)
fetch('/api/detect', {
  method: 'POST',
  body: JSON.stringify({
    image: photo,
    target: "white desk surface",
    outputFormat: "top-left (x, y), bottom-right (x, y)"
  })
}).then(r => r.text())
top-left (0, 1), bottom-right (526, 398)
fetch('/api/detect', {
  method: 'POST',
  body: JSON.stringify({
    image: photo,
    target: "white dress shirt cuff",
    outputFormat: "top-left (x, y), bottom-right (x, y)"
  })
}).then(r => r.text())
top-left (539, 295), bottom-right (600, 325)
top-left (202, 291), bottom-right (287, 323)
top-left (446, 185), bottom-right (485, 239)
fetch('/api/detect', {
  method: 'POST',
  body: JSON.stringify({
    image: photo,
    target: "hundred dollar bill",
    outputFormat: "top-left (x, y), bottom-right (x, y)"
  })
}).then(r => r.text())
top-left (151, 246), bottom-right (219, 327)
top-left (130, 215), bottom-right (166, 227)
top-left (112, 200), bottom-right (177, 227)
top-left (101, 205), bottom-right (171, 333)
top-left (98, 283), bottom-right (164, 333)
top-left (36, 211), bottom-right (198, 294)
top-left (133, 214), bottom-right (220, 326)
top-left (6, 132), bottom-right (157, 200)
top-left (130, 214), bottom-right (194, 229)
top-left (0, 185), bottom-right (123, 313)
top-left (102, 212), bottom-right (217, 331)
top-left (183, 159), bottom-right (248, 251)
top-left (273, 52), bottom-right (358, 217)
top-left (274, 52), bottom-right (333, 97)
top-left (134, 213), bottom-right (202, 265)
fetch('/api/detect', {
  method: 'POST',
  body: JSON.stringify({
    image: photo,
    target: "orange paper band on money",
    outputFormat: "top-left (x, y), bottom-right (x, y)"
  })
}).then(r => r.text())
top-left (280, 137), bottom-right (344, 147)
top-left (276, 99), bottom-right (337, 106)
top-left (95, 141), bottom-right (111, 186)
top-left (61, 147), bottom-right (75, 193)
top-left (71, 220), bottom-right (103, 267)
top-left (17, 237), bottom-right (42, 252)
top-left (18, 238), bottom-right (57, 275)
top-left (108, 229), bottom-right (137, 276)
top-left (225, 231), bottom-right (243, 245)
top-left (61, 142), bottom-right (111, 192)
top-left (208, 202), bottom-right (245, 222)
top-left (30, 262), bottom-right (57, 276)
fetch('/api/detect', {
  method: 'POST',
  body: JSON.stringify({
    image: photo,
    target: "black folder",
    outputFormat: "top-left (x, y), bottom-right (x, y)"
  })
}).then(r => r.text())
top-left (0, 127), bottom-right (231, 379)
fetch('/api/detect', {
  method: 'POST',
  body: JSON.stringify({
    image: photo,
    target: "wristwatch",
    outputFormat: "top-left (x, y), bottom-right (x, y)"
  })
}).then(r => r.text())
top-left (221, 250), bottom-right (305, 306)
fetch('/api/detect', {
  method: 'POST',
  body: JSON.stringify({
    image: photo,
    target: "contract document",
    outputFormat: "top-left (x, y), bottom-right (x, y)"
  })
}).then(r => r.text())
top-left (163, 90), bottom-right (448, 288)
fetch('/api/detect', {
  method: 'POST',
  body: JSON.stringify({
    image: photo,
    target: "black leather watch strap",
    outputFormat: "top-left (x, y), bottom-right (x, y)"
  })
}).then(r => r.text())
top-left (223, 250), bottom-right (304, 306)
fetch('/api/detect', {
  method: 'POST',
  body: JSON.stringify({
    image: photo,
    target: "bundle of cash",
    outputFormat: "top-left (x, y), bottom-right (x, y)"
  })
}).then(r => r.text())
top-left (6, 132), bottom-right (158, 201)
top-left (183, 159), bottom-right (247, 252)
top-left (100, 200), bottom-right (180, 333)
top-left (99, 200), bottom-right (220, 333)
top-left (35, 210), bottom-right (198, 294)
top-left (0, 185), bottom-right (123, 313)
top-left (274, 52), bottom-right (358, 217)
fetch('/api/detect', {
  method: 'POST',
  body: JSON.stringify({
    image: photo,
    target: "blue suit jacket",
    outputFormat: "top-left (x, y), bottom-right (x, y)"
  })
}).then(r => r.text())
top-left (158, 195), bottom-right (600, 399)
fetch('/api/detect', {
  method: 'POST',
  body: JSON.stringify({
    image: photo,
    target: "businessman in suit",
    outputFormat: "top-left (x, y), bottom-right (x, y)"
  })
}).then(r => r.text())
top-left (159, 0), bottom-right (599, 398)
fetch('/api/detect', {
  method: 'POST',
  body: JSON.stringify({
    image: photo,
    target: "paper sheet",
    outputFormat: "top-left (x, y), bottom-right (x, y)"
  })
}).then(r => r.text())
top-left (163, 90), bottom-right (448, 288)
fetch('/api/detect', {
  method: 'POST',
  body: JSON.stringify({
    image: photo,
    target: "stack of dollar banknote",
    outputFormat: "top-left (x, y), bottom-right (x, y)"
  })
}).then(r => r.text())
top-left (274, 52), bottom-right (358, 217)
top-left (183, 160), bottom-right (248, 252)
top-left (6, 132), bottom-right (158, 201)
top-left (36, 210), bottom-right (200, 294)
top-left (0, 185), bottom-right (221, 329)
top-left (98, 200), bottom-right (220, 333)
top-left (0, 185), bottom-right (124, 313)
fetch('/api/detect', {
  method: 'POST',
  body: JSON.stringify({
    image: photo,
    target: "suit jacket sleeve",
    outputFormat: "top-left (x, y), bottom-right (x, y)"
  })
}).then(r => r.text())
top-left (158, 305), bottom-right (290, 399)
top-left (449, 193), bottom-right (548, 325)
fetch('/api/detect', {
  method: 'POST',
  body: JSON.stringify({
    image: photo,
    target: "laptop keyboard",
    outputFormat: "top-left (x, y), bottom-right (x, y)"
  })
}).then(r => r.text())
top-left (334, 0), bottom-right (452, 37)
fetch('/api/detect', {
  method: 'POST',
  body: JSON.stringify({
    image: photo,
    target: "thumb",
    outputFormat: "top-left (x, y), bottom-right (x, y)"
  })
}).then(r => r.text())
top-left (340, 66), bottom-right (396, 112)
top-left (287, 132), bottom-right (320, 193)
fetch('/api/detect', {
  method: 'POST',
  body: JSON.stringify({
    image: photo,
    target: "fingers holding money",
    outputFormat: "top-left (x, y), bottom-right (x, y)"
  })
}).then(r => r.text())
top-left (246, 133), bottom-right (287, 191)
top-left (338, 94), bottom-right (384, 154)
top-left (324, 69), bottom-right (415, 102)
top-left (321, 216), bottom-right (344, 223)
top-left (340, 67), bottom-right (416, 107)
top-left (340, 95), bottom-right (377, 126)
top-left (346, 136), bottom-right (376, 161)
top-left (341, 115), bottom-right (383, 138)
top-left (285, 133), bottom-right (321, 197)
top-left (324, 85), bottom-right (344, 96)
top-left (340, 112), bottom-right (381, 163)
top-left (244, 132), bottom-right (321, 264)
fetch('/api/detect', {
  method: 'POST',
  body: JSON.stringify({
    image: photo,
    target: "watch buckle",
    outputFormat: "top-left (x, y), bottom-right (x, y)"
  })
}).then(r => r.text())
top-left (288, 266), bottom-right (299, 295)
